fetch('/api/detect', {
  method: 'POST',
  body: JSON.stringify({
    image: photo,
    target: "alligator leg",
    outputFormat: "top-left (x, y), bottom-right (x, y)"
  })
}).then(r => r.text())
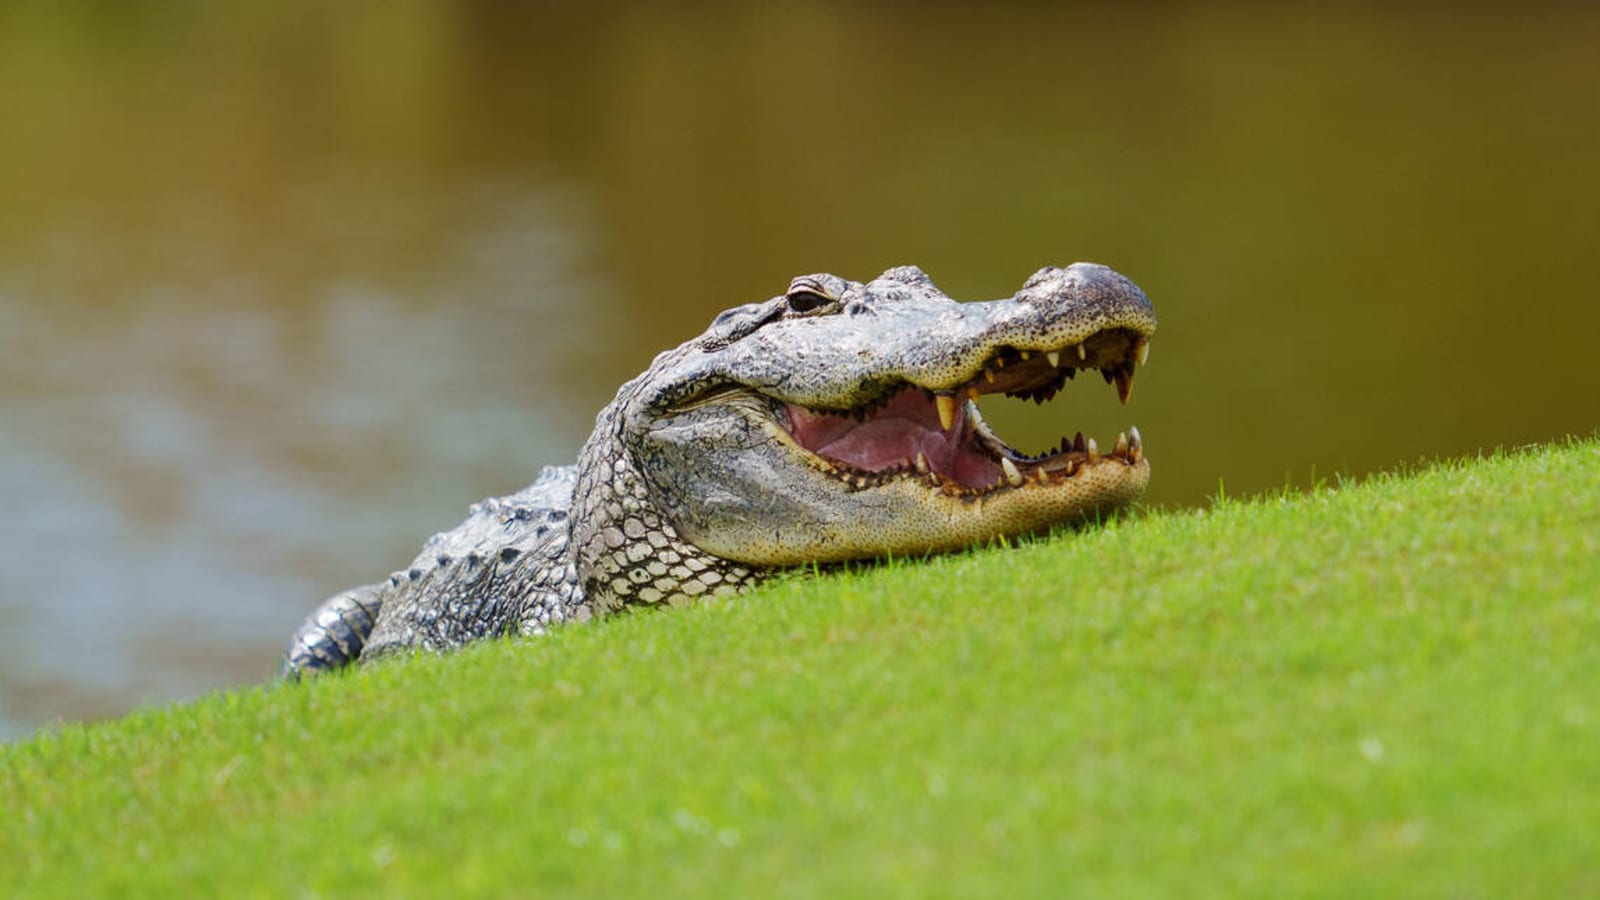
top-left (280, 583), bottom-right (385, 679)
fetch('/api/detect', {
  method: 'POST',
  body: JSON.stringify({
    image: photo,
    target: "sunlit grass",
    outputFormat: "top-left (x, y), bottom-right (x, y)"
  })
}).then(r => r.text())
top-left (4, 438), bottom-right (1599, 897)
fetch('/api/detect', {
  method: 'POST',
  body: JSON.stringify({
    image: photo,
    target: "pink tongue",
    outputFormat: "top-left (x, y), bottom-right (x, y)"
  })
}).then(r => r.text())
top-left (816, 417), bottom-right (959, 470)
top-left (785, 391), bottom-right (1003, 488)
top-left (788, 392), bottom-right (958, 469)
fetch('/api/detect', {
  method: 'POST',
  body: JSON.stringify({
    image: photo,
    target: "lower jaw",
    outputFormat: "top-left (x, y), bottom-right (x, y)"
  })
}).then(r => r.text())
top-left (698, 454), bottom-right (1151, 566)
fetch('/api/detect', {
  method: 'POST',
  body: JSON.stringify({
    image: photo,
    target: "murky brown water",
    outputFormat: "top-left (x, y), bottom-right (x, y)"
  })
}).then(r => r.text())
top-left (3, 3), bottom-right (1598, 737)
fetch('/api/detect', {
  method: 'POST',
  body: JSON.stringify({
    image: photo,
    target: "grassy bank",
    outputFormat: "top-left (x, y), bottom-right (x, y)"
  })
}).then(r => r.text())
top-left (4, 439), bottom-right (1599, 897)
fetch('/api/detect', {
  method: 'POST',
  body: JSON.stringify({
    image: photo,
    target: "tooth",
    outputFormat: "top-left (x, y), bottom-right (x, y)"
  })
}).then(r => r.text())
top-left (1114, 365), bottom-right (1134, 404)
top-left (1046, 350), bottom-right (1061, 367)
top-left (1001, 457), bottom-right (1023, 487)
top-left (1018, 350), bottom-right (1030, 361)
top-left (1073, 432), bottom-right (1087, 453)
top-left (1077, 344), bottom-right (1087, 361)
top-left (1137, 339), bottom-right (1150, 367)
top-left (994, 357), bottom-right (1004, 368)
top-left (983, 369), bottom-right (995, 384)
top-left (968, 406), bottom-right (993, 435)
top-left (915, 451), bottom-right (930, 474)
top-left (1034, 468), bottom-right (1049, 484)
top-left (935, 393), bottom-right (958, 431)
top-left (1086, 437), bottom-right (1100, 462)
top-left (1115, 431), bottom-right (1129, 456)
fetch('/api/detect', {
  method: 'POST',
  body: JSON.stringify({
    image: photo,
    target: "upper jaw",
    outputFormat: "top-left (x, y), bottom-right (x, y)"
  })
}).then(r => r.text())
top-left (668, 262), bottom-right (1155, 413)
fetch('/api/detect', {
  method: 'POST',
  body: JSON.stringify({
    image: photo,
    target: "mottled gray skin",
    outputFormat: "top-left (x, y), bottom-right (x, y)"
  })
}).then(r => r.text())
top-left (283, 263), bottom-right (1156, 678)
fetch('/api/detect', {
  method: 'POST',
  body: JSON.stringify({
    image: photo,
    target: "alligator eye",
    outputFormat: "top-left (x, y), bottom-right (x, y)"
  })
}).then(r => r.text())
top-left (786, 290), bottom-right (833, 313)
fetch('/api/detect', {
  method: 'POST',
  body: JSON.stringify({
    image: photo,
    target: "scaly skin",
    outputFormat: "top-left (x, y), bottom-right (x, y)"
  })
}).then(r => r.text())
top-left (283, 263), bottom-right (1156, 677)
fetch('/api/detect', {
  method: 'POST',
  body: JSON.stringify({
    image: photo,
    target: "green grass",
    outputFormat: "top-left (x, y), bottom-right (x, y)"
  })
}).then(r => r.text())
top-left (5, 439), bottom-right (1600, 898)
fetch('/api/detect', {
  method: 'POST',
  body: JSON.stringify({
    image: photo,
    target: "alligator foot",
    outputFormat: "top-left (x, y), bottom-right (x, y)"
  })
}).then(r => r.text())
top-left (280, 583), bottom-right (385, 679)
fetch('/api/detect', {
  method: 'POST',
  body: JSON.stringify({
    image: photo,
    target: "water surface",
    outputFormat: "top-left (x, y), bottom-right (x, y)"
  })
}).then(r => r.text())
top-left (3, 3), bottom-right (1597, 737)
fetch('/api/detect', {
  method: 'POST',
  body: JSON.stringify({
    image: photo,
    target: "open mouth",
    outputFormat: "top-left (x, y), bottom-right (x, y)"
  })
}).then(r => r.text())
top-left (782, 327), bottom-right (1149, 495)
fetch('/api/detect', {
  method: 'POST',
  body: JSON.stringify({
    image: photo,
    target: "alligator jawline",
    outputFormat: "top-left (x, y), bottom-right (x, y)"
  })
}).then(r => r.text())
top-left (781, 328), bottom-right (1148, 496)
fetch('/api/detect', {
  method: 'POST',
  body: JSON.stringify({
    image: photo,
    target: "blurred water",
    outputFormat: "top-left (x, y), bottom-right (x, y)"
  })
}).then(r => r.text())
top-left (2, 3), bottom-right (1598, 737)
top-left (0, 174), bottom-right (614, 737)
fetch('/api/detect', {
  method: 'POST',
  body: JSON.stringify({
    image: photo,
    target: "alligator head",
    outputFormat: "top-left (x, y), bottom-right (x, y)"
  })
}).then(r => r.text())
top-left (603, 262), bottom-right (1156, 576)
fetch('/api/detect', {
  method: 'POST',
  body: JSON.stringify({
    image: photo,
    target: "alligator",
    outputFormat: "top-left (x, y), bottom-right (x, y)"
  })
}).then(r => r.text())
top-left (282, 262), bottom-right (1156, 678)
